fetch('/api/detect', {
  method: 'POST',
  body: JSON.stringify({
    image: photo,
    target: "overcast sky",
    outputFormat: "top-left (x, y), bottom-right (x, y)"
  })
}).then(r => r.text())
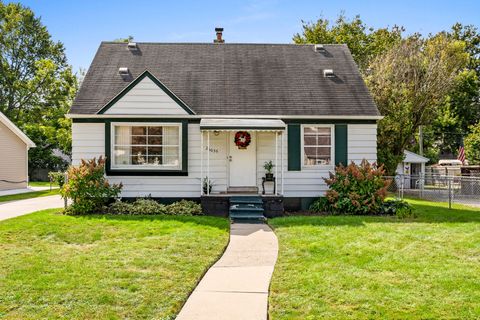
top-left (11, 0), bottom-right (480, 72)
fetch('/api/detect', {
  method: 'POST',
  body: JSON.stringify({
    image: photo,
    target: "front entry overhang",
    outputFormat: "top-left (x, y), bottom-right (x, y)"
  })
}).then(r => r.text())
top-left (199, 118), bottom-right (286, 131)
top-left (199, 118), bottom-right (286, 196)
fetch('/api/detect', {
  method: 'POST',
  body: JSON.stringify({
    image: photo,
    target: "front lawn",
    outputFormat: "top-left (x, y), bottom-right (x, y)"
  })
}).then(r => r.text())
top-left (0, 209), bottom-right (229, 319)
top-left (0, 189), bottom-right (60, 203)
top-left (269, 199), bottom-right (480, 319)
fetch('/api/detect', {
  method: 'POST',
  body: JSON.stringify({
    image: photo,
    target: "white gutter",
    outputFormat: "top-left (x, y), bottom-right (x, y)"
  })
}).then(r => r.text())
top-left (67, 114), bottom-right (384, 120)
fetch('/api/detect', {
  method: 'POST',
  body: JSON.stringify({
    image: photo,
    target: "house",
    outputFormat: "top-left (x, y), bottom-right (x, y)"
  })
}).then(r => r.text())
top-left (0, 111), bottom-right (36, 191)
top-left (396, 150), bottom-right (429, 189)
top-left (68, 30), bottom-right (380, 213)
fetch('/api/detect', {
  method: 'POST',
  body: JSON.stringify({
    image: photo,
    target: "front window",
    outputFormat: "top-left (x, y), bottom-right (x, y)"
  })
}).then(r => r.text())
top-left (112, 124), bottom-right (181, 170)
top-left (303, 126), bottom-right (333, 166)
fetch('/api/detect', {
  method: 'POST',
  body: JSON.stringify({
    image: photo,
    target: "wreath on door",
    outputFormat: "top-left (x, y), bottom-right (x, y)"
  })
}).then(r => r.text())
top-left (234, 131), bottom-right (251, 149)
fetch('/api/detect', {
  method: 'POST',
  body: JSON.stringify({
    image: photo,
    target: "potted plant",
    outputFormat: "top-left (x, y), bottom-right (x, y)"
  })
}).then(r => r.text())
top-left (264, 160), bottom-right (275, 181)
top-left (203, 177), bottom-right (214, 194)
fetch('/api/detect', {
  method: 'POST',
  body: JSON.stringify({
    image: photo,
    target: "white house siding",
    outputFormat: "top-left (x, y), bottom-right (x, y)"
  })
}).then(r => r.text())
top-left (0, 121), bottom-right (28, 191)
top-left (347, 124), bottom-right (377, 164)
top-left (72, 123), bottom-right (228, 198)
top-left (71, 122), bottom-right (378, 199)
top-left (103, 77), bottom-right (189, 115)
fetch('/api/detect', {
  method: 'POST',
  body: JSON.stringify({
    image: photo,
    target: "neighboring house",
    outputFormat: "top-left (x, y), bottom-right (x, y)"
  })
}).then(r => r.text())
top-left (396, 150), bottom-right (429, 189)
top-left (68, 32), bottom-right (381, 211)
top-left (0, 111), bottom-right (36, 191)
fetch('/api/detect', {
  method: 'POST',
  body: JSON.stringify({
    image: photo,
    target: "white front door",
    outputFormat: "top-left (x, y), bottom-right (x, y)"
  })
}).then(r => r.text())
top-left (229, 131), bottom-right (257, 187)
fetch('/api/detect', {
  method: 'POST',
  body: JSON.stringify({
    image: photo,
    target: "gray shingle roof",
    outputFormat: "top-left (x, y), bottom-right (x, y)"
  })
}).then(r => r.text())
top-left (70, 42), bottom-right (380, 116)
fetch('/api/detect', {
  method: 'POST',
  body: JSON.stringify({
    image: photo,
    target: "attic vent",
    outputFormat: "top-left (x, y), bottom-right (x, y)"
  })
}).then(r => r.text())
top-left (314, 44), bottom-right (326, 52)
top-left (323, 69), bottom-right (335, 78)
top-left (118, 67), bottom-right (130, 77)
top-left (127, 42), bottom-right (137, 49)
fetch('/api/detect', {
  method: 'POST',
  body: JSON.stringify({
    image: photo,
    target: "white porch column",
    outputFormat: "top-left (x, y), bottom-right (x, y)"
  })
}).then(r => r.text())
top-left (200, 130), bottom-right (204, 195)
top-left (207, 130), bottom-right (210, 195)
top-left (275, 131), bottom-right (278, 195)
top-left (281, 131), bottom-right (284, 195)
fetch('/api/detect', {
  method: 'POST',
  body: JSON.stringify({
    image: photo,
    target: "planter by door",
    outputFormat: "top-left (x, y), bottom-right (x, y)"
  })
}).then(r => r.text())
top-left (229, 131), bottom-right (256, 187)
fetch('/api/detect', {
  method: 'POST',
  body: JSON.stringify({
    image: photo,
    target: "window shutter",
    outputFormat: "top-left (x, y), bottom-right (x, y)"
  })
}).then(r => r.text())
top-left (288, 124), bottom-right (301, 171)
top-left (335, 124), bottom-right (348, 166)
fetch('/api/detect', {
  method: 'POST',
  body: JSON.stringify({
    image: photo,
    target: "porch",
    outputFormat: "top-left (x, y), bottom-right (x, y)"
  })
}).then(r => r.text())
top-left (199, 118), bottom-right (287, 217)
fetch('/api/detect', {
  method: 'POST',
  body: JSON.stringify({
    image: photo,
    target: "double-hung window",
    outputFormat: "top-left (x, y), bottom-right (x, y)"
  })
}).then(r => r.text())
top-left (112, 123), bottom-right (181, 170)
top-left (302, 125), bottom-right (333, 166)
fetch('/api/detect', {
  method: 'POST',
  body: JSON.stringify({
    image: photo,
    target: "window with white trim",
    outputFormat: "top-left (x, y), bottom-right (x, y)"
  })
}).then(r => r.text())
top-left (112, 124), bottom-right (181, 170)
top-left (303, 125), bottom-right (333, 166)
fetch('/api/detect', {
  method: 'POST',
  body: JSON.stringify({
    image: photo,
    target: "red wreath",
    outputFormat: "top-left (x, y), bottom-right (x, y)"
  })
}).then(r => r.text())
top-left (234, 131), bottom-right (251, 149)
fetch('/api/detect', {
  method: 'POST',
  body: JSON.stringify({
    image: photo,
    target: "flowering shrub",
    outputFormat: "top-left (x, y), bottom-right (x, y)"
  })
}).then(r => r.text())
top-left (62, 157), bottom-right (122, 214)
top-left (310, 160), bottom-right (391, 215)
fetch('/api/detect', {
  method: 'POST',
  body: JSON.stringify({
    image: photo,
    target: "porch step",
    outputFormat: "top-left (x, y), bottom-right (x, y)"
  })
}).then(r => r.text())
top-left (227, 187), bottom-right (259, 194)
top-left (229, 196), bottom-right (265, 221)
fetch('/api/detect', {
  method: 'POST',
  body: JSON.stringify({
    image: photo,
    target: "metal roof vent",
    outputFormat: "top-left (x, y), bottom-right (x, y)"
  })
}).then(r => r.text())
top-left (118, 67), bottom-right (130, 78)
top-left (323, 69), bottom-right (335, 78)
top-left (314, 44), bottom-right (326, 52)
top-left (127, 42), bottom-right (137, 50)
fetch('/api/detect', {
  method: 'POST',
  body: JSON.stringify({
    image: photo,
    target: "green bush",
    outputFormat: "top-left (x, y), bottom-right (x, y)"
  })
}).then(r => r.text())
top-left (319, 160), bottom-right (391, 215)
top-left (48, 171), bottom-right (66, 188)
top-left (380, 199), bottom-right (416, 218)
top-left (309, 197), bottom-right (329, 213)
top-left (108, 201), bottom-right (134, 215)
top-left (107, 199), bottom-right (203, 216)
top-left (166, 199), bottom-right (203, 215)
top-left (61, 157), bottom-right (122, 215)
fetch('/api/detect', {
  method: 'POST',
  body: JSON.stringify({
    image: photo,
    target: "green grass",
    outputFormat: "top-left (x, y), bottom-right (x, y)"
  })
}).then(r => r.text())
top-left (28, 181), bottom-right (57, 187)
top-left (269, 199), bottom-right (480, 319)
top-left (0, 209), bottom-right (229, 319)
top-left (0, 189), bottom-right (60, 203)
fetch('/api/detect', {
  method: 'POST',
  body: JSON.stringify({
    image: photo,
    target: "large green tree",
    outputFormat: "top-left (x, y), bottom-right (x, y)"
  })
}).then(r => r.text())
top-left (428, 24), bottom-right (480, 157)
top-left (365, 35), bottom-right (469, 174)
top-left (464, 122), bottom-right (480, 164)
top-left (0, 1), bottom-right (77, 173)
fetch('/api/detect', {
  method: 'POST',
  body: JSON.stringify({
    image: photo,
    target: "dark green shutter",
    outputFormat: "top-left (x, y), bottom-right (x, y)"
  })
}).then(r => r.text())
top-left (288, 124), bottom-right (301, 171)
top-left (335, 124), bottom-right (348, 166)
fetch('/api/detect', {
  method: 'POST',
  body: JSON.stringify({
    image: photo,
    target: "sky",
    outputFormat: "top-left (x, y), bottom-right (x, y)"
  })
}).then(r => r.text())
top-left (10, 0), bottom-right (480, 72)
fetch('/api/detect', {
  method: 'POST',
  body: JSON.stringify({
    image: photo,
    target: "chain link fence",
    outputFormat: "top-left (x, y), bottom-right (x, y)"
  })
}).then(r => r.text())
top-left (385, 174), bottom-right (480, 209)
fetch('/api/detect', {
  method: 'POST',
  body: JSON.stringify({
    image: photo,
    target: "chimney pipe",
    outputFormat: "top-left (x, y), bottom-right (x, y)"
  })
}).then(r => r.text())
top-left (214, 27), bottom-right (224, 43)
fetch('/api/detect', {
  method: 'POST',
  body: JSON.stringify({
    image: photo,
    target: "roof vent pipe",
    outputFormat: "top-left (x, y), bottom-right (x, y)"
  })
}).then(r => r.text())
top-left (127, 42), bottom-right (137, 49)
top-left (214, 27), bottom-right (224, 43)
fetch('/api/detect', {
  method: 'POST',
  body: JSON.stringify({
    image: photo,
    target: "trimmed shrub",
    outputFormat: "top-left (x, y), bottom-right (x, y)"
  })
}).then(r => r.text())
top-left (319, 160), bottom-right (391, 215)
top-left (107, 199), bottom-right (203, 216)
top-left (380, 199), bottom-right (416, 218)
top-left (309, 197), bottom-right (329, 213)
top-left (166, 200), bottom-right (203, 216)
top-left (62, 157), bottom-right (122, 215)
top-left (130, 199), bottom-right (167, 215)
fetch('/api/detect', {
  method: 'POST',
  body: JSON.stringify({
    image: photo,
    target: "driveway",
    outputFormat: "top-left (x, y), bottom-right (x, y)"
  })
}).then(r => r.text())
top-left (0, 195), bottom-right (64, 221)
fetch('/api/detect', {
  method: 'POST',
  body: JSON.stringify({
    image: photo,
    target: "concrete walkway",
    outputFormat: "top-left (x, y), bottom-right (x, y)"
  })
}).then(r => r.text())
top-left (177, 223), bottom-right (278, 320)
top-left (0, 195), bottom-right (64, 221)
top-left (0, 186), bottom-right (55, 196)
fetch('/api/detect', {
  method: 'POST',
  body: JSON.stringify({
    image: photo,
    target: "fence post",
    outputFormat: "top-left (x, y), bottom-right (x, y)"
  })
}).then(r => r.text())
top-left (448, 177), bottom-right (452, 209)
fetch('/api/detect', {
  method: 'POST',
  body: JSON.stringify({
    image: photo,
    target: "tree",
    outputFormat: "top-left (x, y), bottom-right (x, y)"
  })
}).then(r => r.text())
top-left (0, 1), bottom-right (78, 174)
top-left (365, 35), bottom-right (469, 174)
top-left (113, 35), bottom-right (134, 43)
top-left (464, 122), bottom-right (480, 164)
top-left (293, 14), bottom-right (403, 71)
top-left (428, 24), bottom-right (480, 156)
